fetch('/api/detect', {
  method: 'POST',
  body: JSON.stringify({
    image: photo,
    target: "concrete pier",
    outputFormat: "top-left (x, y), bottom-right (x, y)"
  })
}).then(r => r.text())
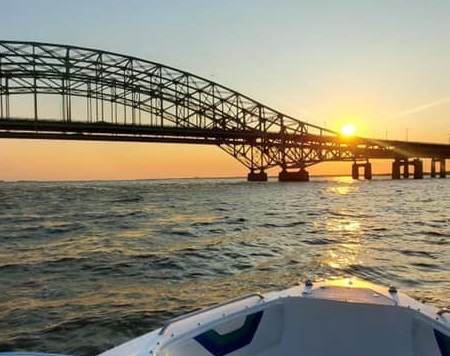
top-left (392, 158), bottom-right (423, 179)
top-left (278, 169), bottom-right (309, 182)
top-left (392, 160), bottom-right (401, 179)
top-left (403, 160), bottom-right (410, 179)
top-left (247, 170), bottom-right (268, 182)
top-left (431, 158), bottom-right (446, 178)
top-left (413, 159), bottom-right (423, 179)
top-left (352, 162), bottom-right (372, 180)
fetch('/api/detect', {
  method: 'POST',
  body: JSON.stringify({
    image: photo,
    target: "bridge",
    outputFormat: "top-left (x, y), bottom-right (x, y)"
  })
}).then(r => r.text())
top-left (0, 40), bottom-right (449, 181)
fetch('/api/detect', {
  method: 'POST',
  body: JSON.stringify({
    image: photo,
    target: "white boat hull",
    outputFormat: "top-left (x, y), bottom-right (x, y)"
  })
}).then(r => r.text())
top-left (98, 278), bottom-right (450, 356)
top-left (2, 279), bottom-right (449, 356)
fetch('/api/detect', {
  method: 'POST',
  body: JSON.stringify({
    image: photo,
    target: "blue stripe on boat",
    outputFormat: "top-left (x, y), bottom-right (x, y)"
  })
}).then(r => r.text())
top-left (194, 310), bottom-right (263, 356)
top-left (435, 329), bottom-right (450, 356)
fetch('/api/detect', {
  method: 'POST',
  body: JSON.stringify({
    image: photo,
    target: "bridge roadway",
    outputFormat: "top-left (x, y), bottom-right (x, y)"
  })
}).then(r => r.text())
top-left (0, 40), bottom-right (449, 181)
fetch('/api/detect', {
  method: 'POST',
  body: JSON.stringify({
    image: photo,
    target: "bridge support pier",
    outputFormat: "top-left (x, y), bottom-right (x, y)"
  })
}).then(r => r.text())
top-left (278, 169), bottom-right (309, 182)
top-left (441, 159), bottom-right (447, 178)
top-left (413, 159), bottom-right (423, 179)
top-left (352, 162), bottom-right (372, 180)
top-left (431, 158), bottom-right (446, 178)
top-left (392, 158), bottom-right (423, 179)
top-left (247, 170), bottom-right (268, 182)
top-left (392, 160), bottom-right (401, 179)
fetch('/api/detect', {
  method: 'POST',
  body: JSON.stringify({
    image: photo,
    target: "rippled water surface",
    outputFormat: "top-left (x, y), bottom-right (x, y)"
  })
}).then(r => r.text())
top-left (0, 177), bottom-right (449, 355)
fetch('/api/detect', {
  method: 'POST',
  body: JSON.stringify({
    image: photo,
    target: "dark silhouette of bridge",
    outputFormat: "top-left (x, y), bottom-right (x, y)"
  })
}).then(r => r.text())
top-left (1, 40), bottom-right (449, 181)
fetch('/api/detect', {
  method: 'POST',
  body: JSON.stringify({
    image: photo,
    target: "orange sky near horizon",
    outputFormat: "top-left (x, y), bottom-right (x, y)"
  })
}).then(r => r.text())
top-left (0, 140), bottom-right (244, 181)
top-left (0, 138), bottom-right (445, 182)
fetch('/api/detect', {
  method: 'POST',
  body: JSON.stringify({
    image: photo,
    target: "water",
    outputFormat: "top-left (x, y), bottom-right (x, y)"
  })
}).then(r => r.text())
top-left (0, 177), bottom-right (449, 355)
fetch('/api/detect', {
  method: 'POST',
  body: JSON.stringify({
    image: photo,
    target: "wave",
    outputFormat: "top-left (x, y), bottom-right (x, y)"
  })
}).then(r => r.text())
top-left (1, 178), bottom-right (449, 355)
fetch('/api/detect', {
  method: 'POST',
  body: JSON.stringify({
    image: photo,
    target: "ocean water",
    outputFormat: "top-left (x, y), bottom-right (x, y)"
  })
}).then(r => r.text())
top-left (0, 177), bottom-right (449, 355)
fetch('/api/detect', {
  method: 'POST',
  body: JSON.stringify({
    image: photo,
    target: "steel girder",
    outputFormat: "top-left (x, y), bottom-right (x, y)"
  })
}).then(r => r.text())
top-left (0, 40), bottom-right (363, 171)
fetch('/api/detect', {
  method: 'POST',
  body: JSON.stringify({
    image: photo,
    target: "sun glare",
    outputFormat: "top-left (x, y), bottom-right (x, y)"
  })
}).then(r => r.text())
top-left (341, 123), bottom-right (356, 137)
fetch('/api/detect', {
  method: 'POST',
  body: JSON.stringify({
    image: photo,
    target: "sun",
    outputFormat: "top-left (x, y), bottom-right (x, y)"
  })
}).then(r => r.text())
top-left (341, 123), bottom-right (356, 137)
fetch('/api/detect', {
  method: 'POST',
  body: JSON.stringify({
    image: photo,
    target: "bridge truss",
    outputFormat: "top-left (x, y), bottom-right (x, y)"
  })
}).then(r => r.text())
top-left (1, 40), bottom-right (448, 180)
top-left (0, 40), bottom-right (362, 175)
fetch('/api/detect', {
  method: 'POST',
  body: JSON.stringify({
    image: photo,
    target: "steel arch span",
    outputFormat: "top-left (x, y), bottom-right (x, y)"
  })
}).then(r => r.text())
top-left (0, 40), bottom-right (357, 177)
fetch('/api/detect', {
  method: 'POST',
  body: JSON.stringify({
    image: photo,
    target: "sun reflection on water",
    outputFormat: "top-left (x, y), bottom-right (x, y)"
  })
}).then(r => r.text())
top-left (326, 177), bottom-right (359, 196)
top-left (324, 238), bottom-right (362, 270)
top-left (327, 218), bottom-right (361, 232)
top-left (323, 215), bottom-right (363, 271)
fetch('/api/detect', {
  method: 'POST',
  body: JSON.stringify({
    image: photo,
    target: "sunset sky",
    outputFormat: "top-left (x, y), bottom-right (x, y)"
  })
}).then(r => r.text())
top-left (1, 0), bottom-right (449, 181)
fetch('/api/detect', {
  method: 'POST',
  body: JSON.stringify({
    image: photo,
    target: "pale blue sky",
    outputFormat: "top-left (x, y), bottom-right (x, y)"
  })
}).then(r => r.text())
top-left (1, 0), bottom-right (449, 179)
